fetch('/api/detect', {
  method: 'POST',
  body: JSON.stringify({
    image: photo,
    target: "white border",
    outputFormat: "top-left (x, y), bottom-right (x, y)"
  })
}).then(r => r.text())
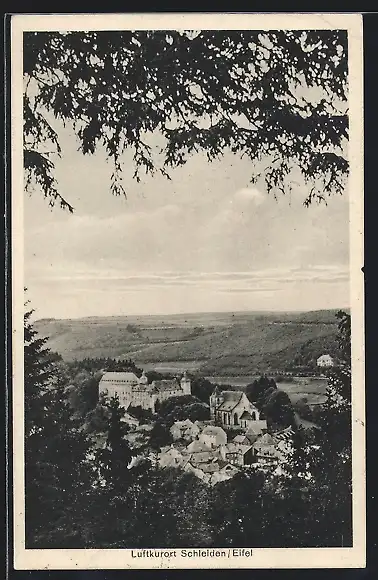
top-left (11, 12), bottom-right (365, 570)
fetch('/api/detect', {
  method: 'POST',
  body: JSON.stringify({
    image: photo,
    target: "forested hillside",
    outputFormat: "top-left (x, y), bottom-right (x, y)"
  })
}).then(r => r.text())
top-left (34, 310), bottom-right (343, 375)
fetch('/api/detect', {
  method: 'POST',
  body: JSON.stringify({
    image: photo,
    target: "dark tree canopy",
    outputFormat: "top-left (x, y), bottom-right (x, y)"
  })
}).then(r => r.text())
top-left (23, 29), bottom-right (348, 211)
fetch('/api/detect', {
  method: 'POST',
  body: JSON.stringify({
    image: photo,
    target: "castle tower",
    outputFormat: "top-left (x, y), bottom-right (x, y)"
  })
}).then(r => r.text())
top-left (180, 371), bottom-right (191, 395)
top-left (139, 370), bottom-right (148, 386)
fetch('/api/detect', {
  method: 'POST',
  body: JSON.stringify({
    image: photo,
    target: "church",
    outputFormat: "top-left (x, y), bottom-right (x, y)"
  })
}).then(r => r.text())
top-left (210, 386), bottom-right (261, 430)
top-left (98, 370), bottom-right (191, 413)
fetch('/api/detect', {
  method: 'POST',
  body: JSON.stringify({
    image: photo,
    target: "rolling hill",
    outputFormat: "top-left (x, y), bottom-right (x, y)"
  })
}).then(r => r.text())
top-left (34, 309), bottom-right (344, 376)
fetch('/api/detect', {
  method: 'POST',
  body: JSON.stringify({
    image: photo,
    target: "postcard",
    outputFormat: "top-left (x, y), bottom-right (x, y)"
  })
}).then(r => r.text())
top-left (10, 12), bottom-right (365, 570)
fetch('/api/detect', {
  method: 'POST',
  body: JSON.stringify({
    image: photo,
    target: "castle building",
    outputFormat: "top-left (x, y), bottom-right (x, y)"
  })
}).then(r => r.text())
top-left (210, 386), bottom-right (260, 430)
top-left (98, 370), bottom-right (191, 413)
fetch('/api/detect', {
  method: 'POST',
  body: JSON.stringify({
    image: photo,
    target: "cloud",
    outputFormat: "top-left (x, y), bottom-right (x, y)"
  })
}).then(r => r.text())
top-left (234, 187), bottom-right (265, 205)
top-left (24, 142), bottom-right (350, 319)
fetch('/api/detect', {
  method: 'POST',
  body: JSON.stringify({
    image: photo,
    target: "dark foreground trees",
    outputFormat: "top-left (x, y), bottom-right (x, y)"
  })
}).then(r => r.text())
top-left (24, 304), bottom-right (94, 547)
top-left (24, 29), bottom-right (348, 211)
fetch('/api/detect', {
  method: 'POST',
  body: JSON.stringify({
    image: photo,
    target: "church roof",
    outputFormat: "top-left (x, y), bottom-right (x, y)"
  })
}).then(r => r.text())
top-left (217, 391), bottom-right (244, 411)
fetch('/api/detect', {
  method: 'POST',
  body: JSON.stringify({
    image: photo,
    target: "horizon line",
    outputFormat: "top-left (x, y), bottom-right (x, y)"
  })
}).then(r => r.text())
top-left (34, 305), bottom-right (350, 323)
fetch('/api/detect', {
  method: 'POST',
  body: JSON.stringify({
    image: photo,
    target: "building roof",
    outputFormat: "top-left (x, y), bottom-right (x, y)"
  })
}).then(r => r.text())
top-left (217, 391), bottom-right (244, 411)
top-left (173, 419), bottom-right (195, 429)
top-left (225, 443), bottom-right (252, 455)
top-left (233, 434), bottom-right (248, 445)
top-left (185, 440), bottom-right (210, 453)
top-left (190, 451), bottom-right (217, 464)
top-left (253, 433), bottom-right (275, 446)
top-left (246, 420), bottom-right (268, 435)
top-left (201, 425), bottom-right (227, 437)
top-left (197, 462), bottom-right (222, 474)
top-left (194, 420), bottom-right (214, 429)
top-left (100, 371), bottom-right (139, 383)
top-left (244, 432), bottom-right (259, 444)
top-left (152, 379), bottom-right (181, 392)
top-left (274, 426), bottom-right (294, 440)
top-left (121, 413), bottom-right (139, 424)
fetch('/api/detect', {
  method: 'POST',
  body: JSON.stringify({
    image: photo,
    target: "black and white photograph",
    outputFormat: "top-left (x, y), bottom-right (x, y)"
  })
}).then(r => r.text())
top-left (11, 13), bottom-right (365, 570)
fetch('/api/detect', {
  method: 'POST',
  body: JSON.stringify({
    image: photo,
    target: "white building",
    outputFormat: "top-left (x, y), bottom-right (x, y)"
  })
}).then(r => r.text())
top-left (98, 370), bottom-right (191, 412)
top-left (317, 354), bottom-right (334, 368)
top-left (209, 387), bottom-right (260, 429)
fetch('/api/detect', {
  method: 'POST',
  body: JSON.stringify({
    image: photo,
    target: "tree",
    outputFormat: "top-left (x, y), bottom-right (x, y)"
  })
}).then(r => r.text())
top-left (157, 394), bottom-right (200, 417)
top-left (148, 420), bottom-right (173, 451)
top-left (262, 388), bottom-right (295, 428)
top-left (127, 404), bottom-right (154, 422)
top-left (209, 470), bottom-right (272, 547)
top-left (64, 370), bottom-right (101, 418)
top-left (24, 303), bottom-right (58, 437)
top-left (191, 376), bottom-right (215, 403)
top-left (24, 300), bottom-right (95, 547)
top-left (274, 310), bottom-right (353, 547)
top-left (96, 396), bottom-right (133, 488)
top-left (246, 375), bottom-right (278, 408)
top-left (24, 30), bottom-right (348, 211)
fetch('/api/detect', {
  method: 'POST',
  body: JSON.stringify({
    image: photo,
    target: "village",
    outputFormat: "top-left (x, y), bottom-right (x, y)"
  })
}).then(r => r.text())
top-left (98, 368), bottom-right (297, 486)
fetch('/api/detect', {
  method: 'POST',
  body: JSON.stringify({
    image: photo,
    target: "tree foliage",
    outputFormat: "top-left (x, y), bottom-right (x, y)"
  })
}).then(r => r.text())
top-left (24, 300), bottom-right (94, 547)
top-left (96, 397), bottom-right (133, 487)
top-left (245, 375), bottom-right (277, 405)
top-left (24, 29), bottom-right (348, 211)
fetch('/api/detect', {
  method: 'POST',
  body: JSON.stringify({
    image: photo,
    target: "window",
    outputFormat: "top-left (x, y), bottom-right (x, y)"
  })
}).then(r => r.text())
top-left (234, 413), bottom-right (239, 426)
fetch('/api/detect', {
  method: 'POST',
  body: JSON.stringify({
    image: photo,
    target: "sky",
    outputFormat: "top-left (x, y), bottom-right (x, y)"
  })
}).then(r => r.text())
top-left (24, 124), bottom-right (350, 320)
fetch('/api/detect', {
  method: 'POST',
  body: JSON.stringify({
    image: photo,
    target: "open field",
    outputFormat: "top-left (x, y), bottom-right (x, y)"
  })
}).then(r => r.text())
top-left (205, 375), bottom-right (328, 406)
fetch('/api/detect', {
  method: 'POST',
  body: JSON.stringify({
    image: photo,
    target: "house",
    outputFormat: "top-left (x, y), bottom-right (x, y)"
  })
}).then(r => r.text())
top-left (185, 439), bottom-right (211, 454)
top-left (184, 457), bottom-right (238, 486)
top-left (199, 425), bottom-right (227, 448)
top-left (209, 463), bottom-right (239, 485)
top-left (246, 420), bottom-right (268, 438)
top-left (222, 443), bottom-right (255, 467)
top-left (194, 420), bottom-right (214, 430)
top-left (120, 412), bottom-right (140, 428)
top-left (317, 354), bottom-right (334, 368)
top-left (170, 419), bottom-right (200, 442)
top-left (209, 387), bottom-right (260, 429)
top-left (233, 433), bottom-right (254, 446)
top-left (159, 446), bottom-right (189, 469)
top-left (251, 433), bottom-right (282, 465)
top-left (98, 369), bottom-right (191, 412)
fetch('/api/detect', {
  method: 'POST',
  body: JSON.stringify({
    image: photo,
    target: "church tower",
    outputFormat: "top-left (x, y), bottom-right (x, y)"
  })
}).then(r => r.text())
top-left (210, 386), bottom-right (223, 420)
top-left (180, 371), bottom-right (191, 395)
